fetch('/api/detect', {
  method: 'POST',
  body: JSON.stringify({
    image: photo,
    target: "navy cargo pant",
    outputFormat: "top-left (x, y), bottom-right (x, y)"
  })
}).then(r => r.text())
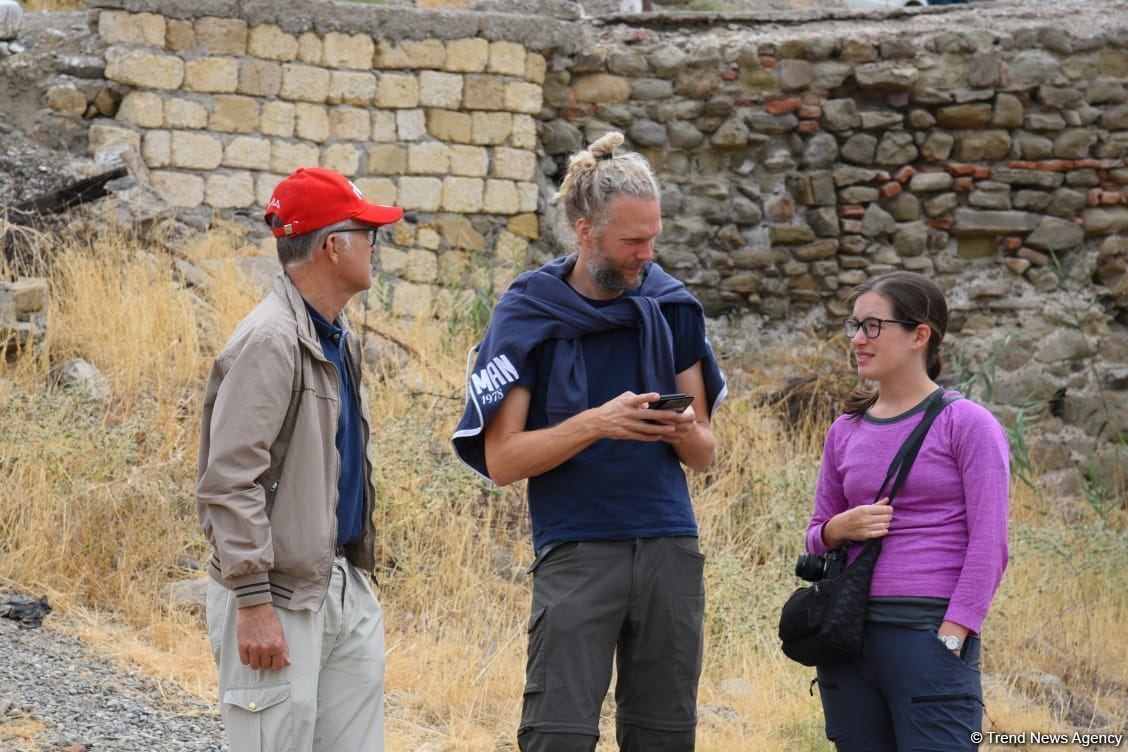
top-left (517, 537), bottom-right (706, 752)
top-left (816, 622), bottom-right (984, 752)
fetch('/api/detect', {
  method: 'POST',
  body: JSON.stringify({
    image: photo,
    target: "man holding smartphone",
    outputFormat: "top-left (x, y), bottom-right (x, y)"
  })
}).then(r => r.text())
top-left (197, 167), bottom-right (402, 751)
top-left (453, 131), bottom-right (726, 752)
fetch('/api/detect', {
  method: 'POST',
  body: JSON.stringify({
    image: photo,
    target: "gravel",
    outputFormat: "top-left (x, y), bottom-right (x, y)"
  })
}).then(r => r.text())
top-left (0, 601), bottom-right (226, 752)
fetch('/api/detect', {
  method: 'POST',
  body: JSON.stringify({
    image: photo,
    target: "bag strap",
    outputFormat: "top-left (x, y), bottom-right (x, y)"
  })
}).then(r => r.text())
top-left (872, 388), bottom-right (960, 505)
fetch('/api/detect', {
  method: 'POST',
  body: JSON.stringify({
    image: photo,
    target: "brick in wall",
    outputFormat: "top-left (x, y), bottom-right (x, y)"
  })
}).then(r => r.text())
top-left (329, 107), bottom-right (371, 141)
top-left (238, 60), bottom-right (282, 98)
top-left (376, 73), bottom-right (420, 109)
top-left (105, 48), bottom-right (183, 90)
top-left (164, 97), bottom-right (208, 129)
top-left (399, 177), bottom-right (443, 211)
top-left (210, 95), bottom-right (260, 134)
top-left (328, 71), bottom-right (377, 106)
top-left (248, 25), bottom-right (298, 62)
top-left (261, 101), bottom-right (296, 138)
top-left (224, 136), bottom-right (271, 170)
top-left (98, 11), bottom-right (165, 48)
top-left (323, 32), bottom-right (375, 70)
top-left (195, 17), bottom-right (247, 56)
top-left (117, 91), bottom-right (164, 128)
top-left (446, 39), bottom-right (489, 73)
top-left (280, 64), bottom-right (331, 103)
top-left (151, 170), bottom-right (204, 208)
top-left (170, 131), bottom-right (223, 170)
top-left (142, 130), bottom-right (170, 168)
top-left (488, 41), bottom-right (526, 76)
top-left (354, 177), bottom-right (397, 206)
top-left (374, 39), bottom-right (446, 70)
top-left (206, 172), bottom-right (255, 208)
top-left (322, 144), bottom-right (361, 175)
top-left (184, 58), bottom-right (239, 94)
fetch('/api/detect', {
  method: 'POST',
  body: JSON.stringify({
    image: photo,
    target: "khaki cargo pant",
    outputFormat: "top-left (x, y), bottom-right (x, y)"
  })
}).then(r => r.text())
top-left (206, 557), bottom-right (385, 752)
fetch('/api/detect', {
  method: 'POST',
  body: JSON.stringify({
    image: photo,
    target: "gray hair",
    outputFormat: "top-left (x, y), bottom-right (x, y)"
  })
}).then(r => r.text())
top-left (271, 217), bottom-right (354, 268)
top-left (556, 131), bottom-right (660, 234)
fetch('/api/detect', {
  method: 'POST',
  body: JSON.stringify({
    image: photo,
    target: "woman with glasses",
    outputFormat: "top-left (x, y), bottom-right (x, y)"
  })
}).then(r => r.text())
top-left (803, 271), bottom-right (1010, 752)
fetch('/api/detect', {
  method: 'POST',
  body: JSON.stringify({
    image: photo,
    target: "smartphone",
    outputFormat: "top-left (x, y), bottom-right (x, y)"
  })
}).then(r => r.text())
top-left (648, 393), bottom-right (694, 412)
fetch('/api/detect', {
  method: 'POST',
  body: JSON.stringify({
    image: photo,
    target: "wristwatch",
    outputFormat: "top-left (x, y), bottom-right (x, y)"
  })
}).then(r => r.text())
top-left (938, 634), bottom-right (962, 652)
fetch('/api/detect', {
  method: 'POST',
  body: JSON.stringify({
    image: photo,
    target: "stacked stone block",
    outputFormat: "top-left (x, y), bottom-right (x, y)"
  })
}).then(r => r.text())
top-left (0, 279), bottom-right (48, 361)
top-left (92, 8), bottom-right (548, 318)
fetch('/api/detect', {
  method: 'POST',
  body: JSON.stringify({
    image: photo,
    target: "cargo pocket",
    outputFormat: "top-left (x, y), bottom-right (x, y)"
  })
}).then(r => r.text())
top-left (909, 691), bottom-right (984, 749)
top-left (524, 606), bottom-right (547, 695)
top-left (222, 684), bottom-right (294, 752)
top-left (815, 678), bottom-right (843, 741)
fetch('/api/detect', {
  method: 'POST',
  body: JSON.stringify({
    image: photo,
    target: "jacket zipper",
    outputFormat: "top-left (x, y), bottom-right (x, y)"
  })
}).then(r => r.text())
top-left (350, 334), bottom-right (376, 573)
top-left (322, 353), bottom-right (341, 610)
top-left (298, 333), bottom-right (339, 612)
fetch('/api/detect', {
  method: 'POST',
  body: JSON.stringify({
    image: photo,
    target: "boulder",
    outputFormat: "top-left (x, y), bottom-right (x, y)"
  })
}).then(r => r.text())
top-left (1025, 217), bottom-right (1084, 252)
top-left (0, 0), bottom-right (21, 41)
top-left (53, 358), bottom-right (111, 402)
top-left (1083, 207), bottom-right (1128, 236)
top-left (952, 209), bottom-right (1040, 235)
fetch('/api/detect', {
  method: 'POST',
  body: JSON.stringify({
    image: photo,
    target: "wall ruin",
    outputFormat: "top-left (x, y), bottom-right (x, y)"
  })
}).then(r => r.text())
top-left (22, 0), bottom-right (1128, 495)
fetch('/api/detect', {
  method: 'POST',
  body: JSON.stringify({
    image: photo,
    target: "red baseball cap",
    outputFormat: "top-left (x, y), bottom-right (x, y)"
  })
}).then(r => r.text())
top-left (264, 167), bottom-right (404, 238)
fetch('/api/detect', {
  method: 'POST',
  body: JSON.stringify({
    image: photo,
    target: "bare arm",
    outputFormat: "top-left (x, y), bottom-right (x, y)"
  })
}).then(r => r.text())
top-left (483, 386), bottom-right (678, 486)
top-left (658, 360), bottom-right (716, 473)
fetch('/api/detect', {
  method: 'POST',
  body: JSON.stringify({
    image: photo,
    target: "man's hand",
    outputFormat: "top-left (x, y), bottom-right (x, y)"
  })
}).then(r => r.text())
top-left (237, 603), bottom-right (291, 671)
top-left (592, 392), bottom-right (679, 442)
top-left (647, 403), bottom-right (698, 445)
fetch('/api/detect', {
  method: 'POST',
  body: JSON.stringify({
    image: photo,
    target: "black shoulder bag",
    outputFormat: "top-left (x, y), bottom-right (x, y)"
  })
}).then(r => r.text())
top-left (778, 389), bottom-right (958, 667)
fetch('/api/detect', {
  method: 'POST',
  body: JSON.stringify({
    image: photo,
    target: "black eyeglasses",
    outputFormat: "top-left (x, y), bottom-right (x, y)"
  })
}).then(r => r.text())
top-left (333, 228), bottom-right (378, 247)
top-left (843, 317), bottom-right (919, 338)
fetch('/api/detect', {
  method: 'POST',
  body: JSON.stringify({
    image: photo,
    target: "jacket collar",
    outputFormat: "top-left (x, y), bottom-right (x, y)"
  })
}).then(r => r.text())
top-left (272, 271), bottom-right (354, 356)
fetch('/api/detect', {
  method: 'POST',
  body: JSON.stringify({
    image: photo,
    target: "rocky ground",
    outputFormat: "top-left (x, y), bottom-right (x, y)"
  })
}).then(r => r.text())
top-left (0, 11), bottom-right (101, 208)
top-left (0, 601), bottom-right (225, 752)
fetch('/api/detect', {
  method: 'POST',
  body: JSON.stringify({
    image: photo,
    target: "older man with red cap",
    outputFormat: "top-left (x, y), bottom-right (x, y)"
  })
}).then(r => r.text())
top-left (197, 167), bottom-right (403, 751)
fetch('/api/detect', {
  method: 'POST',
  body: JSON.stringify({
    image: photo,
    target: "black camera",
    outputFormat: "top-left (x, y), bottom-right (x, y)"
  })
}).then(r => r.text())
top-left (794, 549), bottom-right (846, 582)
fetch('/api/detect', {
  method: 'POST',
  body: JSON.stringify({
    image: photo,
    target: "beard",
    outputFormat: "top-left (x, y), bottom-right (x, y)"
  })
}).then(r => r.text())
top-left (585, 242), bottom-right (645, 295)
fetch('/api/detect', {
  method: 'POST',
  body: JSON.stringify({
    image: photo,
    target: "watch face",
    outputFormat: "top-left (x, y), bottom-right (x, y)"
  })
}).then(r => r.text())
top-left (941, 635), bottom-right (960, 650)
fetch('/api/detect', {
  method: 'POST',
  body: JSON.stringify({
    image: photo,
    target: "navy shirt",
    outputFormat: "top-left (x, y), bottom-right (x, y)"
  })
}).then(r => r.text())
top-left (305, 302), bottom-right (366, 548)
top-left (517, 284), bottom-right (710, 552)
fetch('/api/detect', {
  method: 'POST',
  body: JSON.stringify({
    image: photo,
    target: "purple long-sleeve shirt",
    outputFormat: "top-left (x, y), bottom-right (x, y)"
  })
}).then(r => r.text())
top-left (805, 393), bottom-right (1010, 634)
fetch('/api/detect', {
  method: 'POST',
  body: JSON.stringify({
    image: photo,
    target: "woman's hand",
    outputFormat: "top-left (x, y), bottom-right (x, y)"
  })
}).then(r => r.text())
top-left (938, 620), bottom-right (970, 654)
top-left (822, 497), bottom-right (893, 549)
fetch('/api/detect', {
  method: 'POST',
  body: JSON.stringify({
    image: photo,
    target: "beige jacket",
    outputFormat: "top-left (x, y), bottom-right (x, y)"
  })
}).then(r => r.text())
top-left (196, 272), bottom-right (376, 611)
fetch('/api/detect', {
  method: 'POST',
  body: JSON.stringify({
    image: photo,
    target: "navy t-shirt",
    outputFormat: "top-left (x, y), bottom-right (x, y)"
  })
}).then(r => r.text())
top-left (305, 302), bottom-right (366, 548)
top-left (517, 284), bottom-right (710, 552)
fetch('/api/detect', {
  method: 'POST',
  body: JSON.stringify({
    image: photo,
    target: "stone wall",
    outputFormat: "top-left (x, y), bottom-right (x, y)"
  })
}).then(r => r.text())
top-left (534, 5), bottom-right (1128, 319)
top-left (527, 3), bottom-right (1127, 494)
top-left (68, 0), bottom-right (1128, 493)
top-left (83, 0), bottom-right (583, 317)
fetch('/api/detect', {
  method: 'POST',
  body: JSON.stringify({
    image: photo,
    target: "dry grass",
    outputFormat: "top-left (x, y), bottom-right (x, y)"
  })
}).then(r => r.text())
top-left (0, 229), bottom-right (1125, 750)
top-left (17, 0), bottom-right (84, 11)
top-left (0, 713), bottom-right (48, 747)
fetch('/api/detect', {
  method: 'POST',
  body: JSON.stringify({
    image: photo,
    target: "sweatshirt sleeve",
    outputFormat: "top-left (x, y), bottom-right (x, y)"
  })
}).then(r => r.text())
top-left (806, 418), bottom-right (848, 556)
top-left (944, 402), bottom-right (1011, 633)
